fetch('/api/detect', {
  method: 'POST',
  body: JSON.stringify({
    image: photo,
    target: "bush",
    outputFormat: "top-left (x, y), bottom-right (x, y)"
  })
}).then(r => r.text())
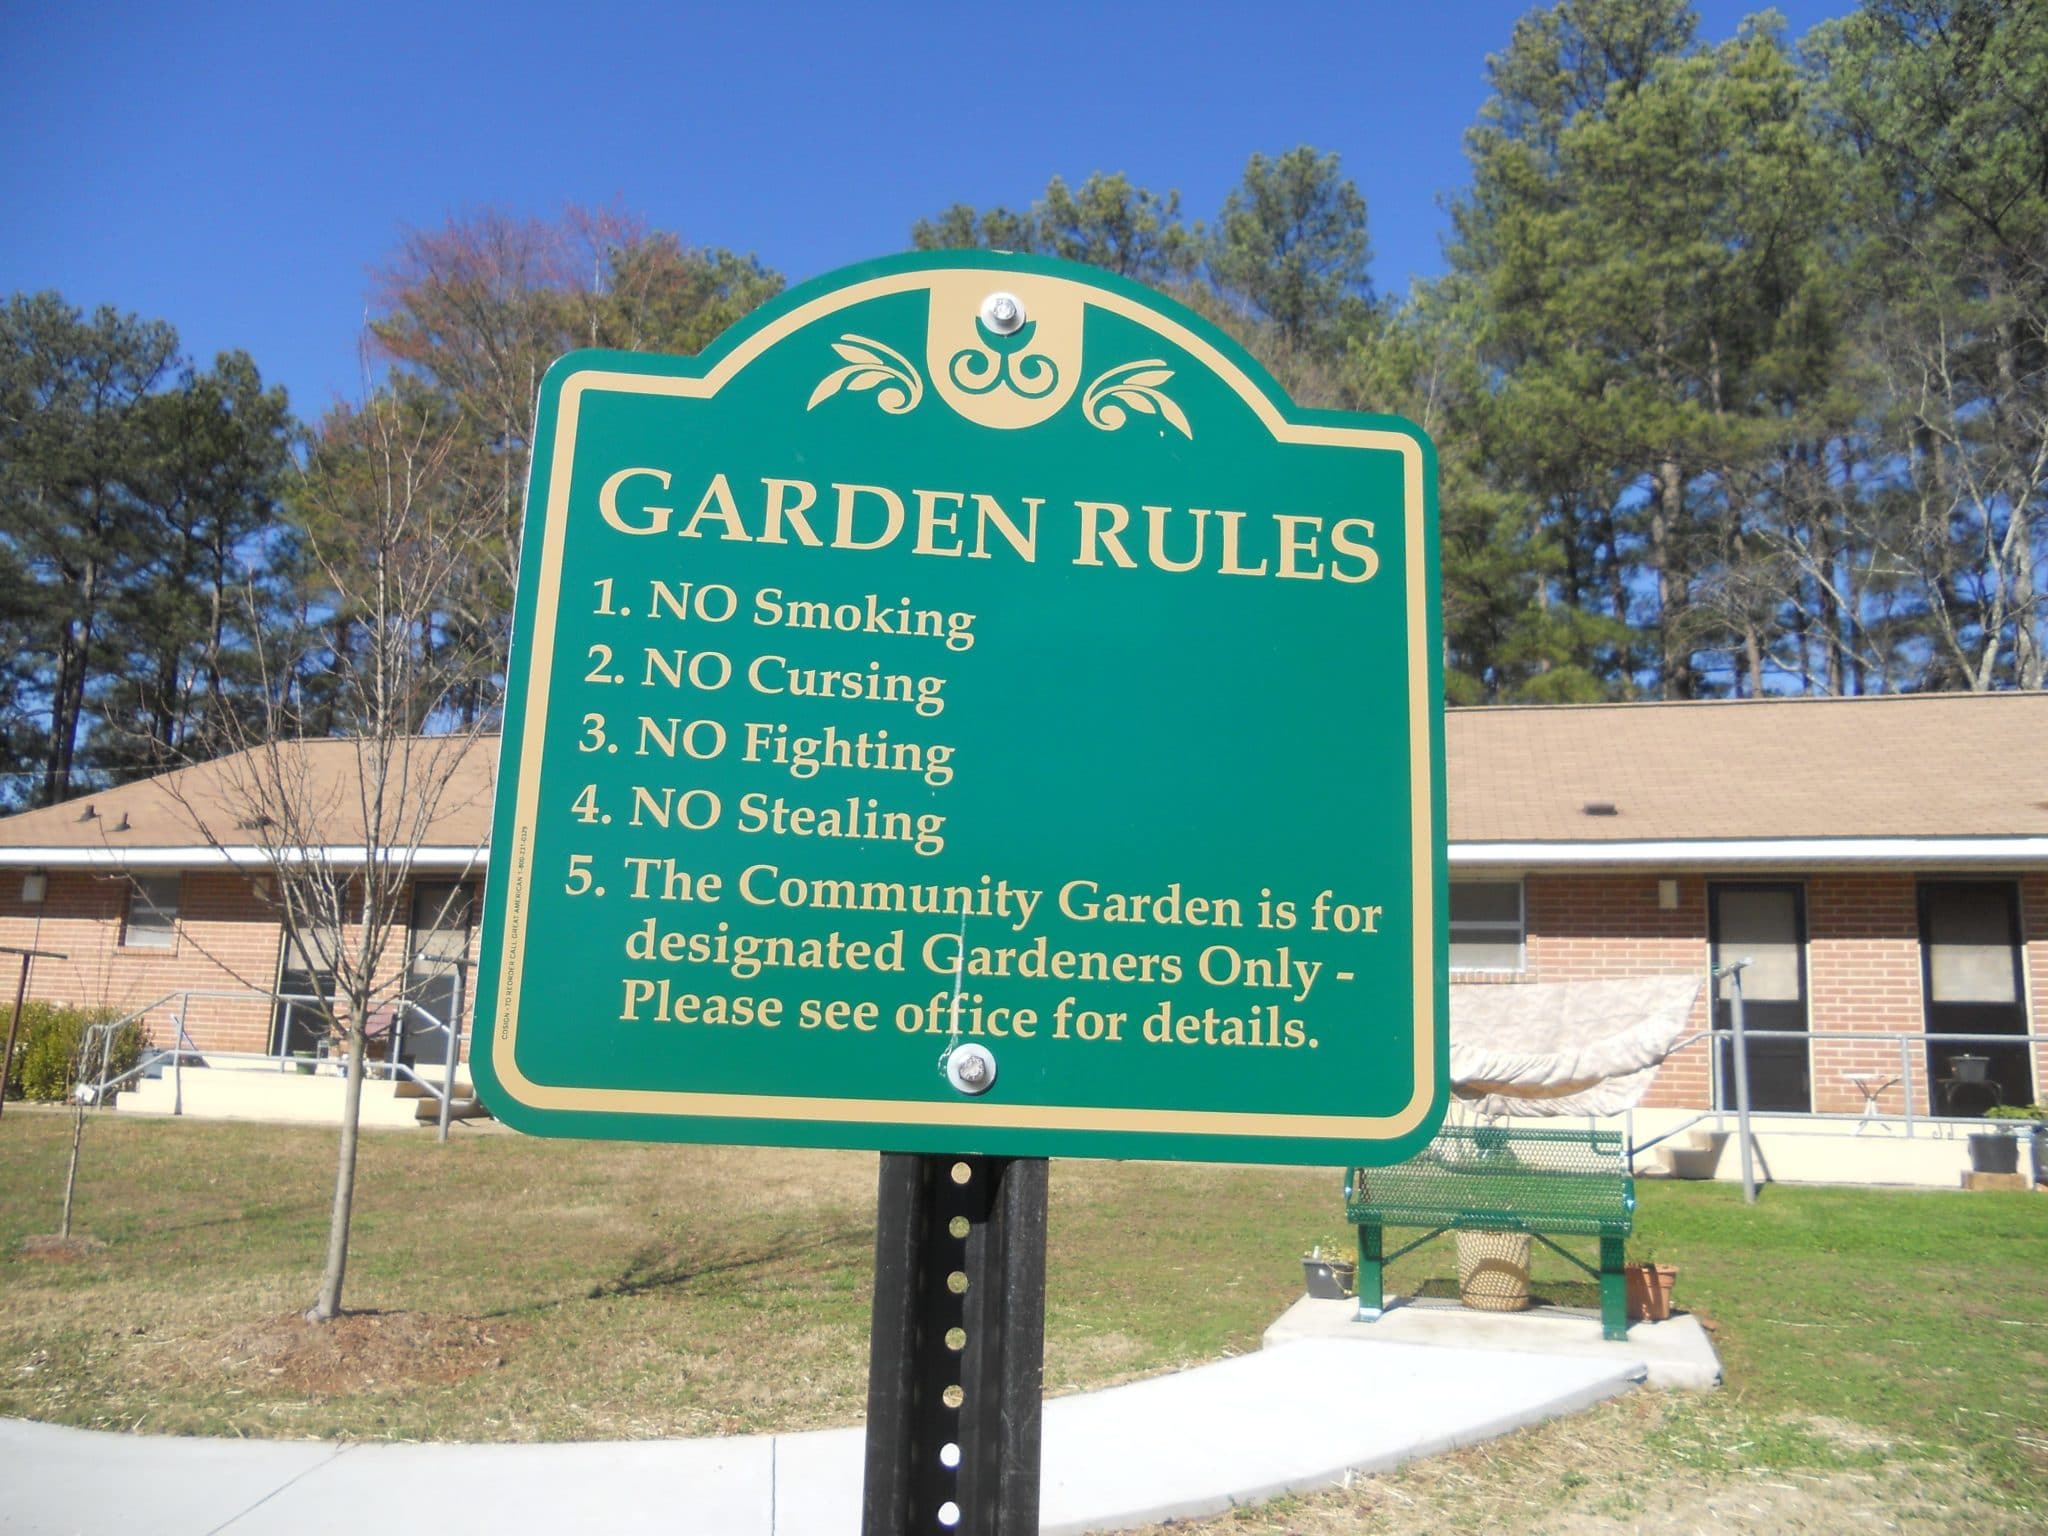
top-left (4, 1003), bottom-right (139, 1101)
top-left (1986, 1104), bottom-right (2048, 1123)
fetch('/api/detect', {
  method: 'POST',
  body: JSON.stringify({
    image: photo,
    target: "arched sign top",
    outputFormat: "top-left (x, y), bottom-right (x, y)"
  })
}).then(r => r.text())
top-left (551, 250), bottom-right (1434, 453)
top-left (475, 252), bottom-right (1447, 1166)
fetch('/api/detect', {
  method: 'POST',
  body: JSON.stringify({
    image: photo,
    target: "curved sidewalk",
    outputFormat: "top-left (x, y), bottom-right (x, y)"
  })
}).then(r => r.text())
top-left (0, 1338), bottom-right (1643, 1535)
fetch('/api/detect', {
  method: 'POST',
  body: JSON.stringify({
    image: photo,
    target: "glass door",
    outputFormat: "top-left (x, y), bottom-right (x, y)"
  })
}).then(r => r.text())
top-left (272, 922), bottom-right (343, 1057)
top-left (404, 882), bottom-right (473, 1070)
top-left (1710, 884), bottom-right (1811, 1112)
top-left (1919, 881), bottom-right (2028, 1116)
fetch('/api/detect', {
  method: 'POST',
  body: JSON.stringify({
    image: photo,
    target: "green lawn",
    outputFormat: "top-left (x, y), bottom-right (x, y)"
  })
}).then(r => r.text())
top-left (1, 1110), bottom-right (2042, 1530)
top-left (0, 1112), bottom-right (1338, 1440)
top-left (1630, 1177), bottom-right (2048, 1501)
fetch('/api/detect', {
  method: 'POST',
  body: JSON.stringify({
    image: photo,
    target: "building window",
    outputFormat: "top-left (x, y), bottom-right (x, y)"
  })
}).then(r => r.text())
top-left (1450, 880), bottom-right (1524, 971)
top-left (402, 882), bottom-right (475, 1067)
top-left (121, 874), bottom-right (182, 949)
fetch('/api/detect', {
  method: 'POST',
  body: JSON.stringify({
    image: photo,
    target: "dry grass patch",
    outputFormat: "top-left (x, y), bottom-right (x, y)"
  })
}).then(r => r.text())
top-left (1134, 1394), bottom-right (2039, 1536)
top-left (3, 1118), bottom-right (1317, 1440)
top-left (202, 1311), bottom-right (527, 1396)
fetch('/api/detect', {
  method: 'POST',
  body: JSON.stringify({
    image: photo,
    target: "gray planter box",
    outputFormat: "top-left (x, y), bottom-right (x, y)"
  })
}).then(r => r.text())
top-left (1302, 1257), bottom-right (1355, 1299)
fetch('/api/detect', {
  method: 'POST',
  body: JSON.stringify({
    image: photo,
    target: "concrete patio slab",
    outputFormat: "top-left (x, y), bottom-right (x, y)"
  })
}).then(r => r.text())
top-left (1264, 1292), bottom-right (1723, 1391)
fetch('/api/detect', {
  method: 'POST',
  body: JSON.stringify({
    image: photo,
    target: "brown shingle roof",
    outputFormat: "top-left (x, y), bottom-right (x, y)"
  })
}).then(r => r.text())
top-left (0, 737), bottom-right (495, 855)
top-left (1448, 692), bottom-right (2048, 843)
top-left (1, 693), bottom-right (2042, 860)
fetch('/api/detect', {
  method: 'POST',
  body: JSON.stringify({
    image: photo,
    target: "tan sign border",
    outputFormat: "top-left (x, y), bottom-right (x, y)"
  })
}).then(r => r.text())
top-left (489, 270), bottom-right (1440, 1142)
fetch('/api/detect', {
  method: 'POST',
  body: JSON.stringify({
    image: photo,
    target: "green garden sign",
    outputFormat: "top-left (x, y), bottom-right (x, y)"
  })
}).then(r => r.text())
top-left (473, 252), bottom-right (1446, 1165)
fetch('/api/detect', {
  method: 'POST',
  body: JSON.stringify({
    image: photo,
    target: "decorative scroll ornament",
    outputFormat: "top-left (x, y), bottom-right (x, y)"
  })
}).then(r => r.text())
top-left (948, 317), bottom-right (1060, 400)
top-left (1082, 360), bottom-right (1192, 440)
top-left (806, 335), bottom-right (924, 415)
top-left (808, 288), bottom-right (1192, 442)
top-left (924, 273), bottom-right (1081, 429)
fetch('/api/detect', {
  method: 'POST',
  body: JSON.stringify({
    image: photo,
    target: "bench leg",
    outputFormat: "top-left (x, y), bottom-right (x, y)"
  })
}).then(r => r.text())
top-left (1599, 1235), bottom-right (1628, 1341)
top-left (1355, 1224), bottom-right (1384, 1322)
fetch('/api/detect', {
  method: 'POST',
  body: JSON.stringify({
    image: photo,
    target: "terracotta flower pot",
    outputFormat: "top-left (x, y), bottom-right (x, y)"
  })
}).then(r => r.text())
top-left (1624, 1261), bottom-right (1679, 1322)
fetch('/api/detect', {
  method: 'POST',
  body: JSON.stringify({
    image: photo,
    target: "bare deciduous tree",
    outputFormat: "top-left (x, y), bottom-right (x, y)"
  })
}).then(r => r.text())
top-left (166, 379), bottom-right (493, 1321)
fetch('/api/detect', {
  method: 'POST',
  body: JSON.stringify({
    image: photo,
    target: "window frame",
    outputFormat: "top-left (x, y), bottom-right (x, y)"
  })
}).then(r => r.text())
top-left (1448, 877), bottom-right (1526, 974)
top-left (120, 873), bottom-right (183, 951)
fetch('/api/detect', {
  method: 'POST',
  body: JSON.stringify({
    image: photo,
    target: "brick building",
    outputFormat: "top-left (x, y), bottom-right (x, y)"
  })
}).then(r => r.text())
top-left (1, 694), bottom-right (2043, 1120)
top-left (0, 738), bottom-right (493, 1078)
top-left (1447, 693), bottom-right (2047, 1121)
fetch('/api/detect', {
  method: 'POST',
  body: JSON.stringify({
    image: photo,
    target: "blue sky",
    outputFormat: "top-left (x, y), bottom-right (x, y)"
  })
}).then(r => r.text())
top-left (3, 1), bottom-right (1848, 418)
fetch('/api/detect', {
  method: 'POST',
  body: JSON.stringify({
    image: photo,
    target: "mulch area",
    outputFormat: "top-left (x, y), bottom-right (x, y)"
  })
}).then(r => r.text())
top-left (215, 1310), bottom-right (528, 1395)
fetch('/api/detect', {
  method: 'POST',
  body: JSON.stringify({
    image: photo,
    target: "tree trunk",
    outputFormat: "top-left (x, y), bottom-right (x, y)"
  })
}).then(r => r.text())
top-left (1814, 498), bottom-right (1843, 696)
top-left (2016, 525), bottom-right (2043, 689)
top-left (308, 1016), bottom-right (369, 1321)
top-left (1841, 518), bottom-right (1864, 695)
top-left (1793, 570), bottom-right (1813, 694)
top-left (1596, 502), bottom-right (1630, 675)
top-left (1558, 499), bottom-right (1584, 612)
top-left (1653, 460), bottom-right (1691, 699)
top-left (152, 648), bottom-right (180, 768)
top-left (46, 626), bottom-right (80, 804)
top-left (60, 1101), bottom-right (87, 1238)
top-left (45, 558), bottom-right (99, 804)
top-left (205, 576), bottom-right (227, 712)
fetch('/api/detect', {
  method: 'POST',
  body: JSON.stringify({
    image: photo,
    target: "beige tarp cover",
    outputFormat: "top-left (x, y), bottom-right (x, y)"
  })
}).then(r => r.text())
top-left (1449, 975), bottom-right (1704, 1118)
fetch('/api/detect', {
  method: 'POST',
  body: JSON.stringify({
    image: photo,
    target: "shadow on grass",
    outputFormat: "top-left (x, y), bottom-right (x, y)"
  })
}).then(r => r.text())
top-left (592, 1222), bottom-right (874, 1300)
top-left (491, 1221), bottom-right (875, 1315)
top-left (135, 1200), bottom-right (329, 1239)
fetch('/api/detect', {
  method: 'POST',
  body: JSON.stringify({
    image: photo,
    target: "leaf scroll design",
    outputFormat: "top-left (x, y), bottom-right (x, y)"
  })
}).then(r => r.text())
top-left (807, 335), bottom-right (925, 415)
top-left (1081, 360), bottom-right (1192, 440)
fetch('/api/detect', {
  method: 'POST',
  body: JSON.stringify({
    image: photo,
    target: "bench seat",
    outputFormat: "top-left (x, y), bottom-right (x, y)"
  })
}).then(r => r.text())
top-left (1344, 1124), bottom-right (1635, 1339)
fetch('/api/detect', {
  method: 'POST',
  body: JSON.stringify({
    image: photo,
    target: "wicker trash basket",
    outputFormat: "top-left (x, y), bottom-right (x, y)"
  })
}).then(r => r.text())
top-left (1455, 1229), bottom-right (1533, 1311)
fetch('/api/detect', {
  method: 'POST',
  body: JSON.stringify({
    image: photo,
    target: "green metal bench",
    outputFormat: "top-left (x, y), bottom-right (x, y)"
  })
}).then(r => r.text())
top-left (1344, 1124), bottom-right (1636, 1341)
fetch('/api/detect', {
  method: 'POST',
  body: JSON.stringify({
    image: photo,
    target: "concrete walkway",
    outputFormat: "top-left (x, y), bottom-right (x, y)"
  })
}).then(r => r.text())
top-left (0, 1337), bottom-right (1646, 1536)
top-left (1268, 1293), bottom-right (1724, 1391)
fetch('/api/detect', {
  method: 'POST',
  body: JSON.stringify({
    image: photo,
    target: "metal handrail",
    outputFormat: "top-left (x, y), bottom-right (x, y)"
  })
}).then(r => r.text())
top-left (1625, 1109), bottom-right (1722, 1160)
top-left (1628, 1019), bottom-right (2046, 1177)
top-left (75, 989), bottom-right (276, 1107)
top-left (75, 980), bottom-right (471, 1140)
top-left (1691, 1023), bottom-right (2042, 1127)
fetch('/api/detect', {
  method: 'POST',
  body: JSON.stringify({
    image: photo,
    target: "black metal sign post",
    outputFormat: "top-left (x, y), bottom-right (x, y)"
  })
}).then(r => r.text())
top-left (863, 1153), bottom-right (1048, 1536)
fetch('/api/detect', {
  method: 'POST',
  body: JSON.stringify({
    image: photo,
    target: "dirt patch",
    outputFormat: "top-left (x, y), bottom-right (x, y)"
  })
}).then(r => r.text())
top-left (19, 1235), bottom-right (106, 1260)
top-left (213, 1311), bottom-right (529, 1396)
